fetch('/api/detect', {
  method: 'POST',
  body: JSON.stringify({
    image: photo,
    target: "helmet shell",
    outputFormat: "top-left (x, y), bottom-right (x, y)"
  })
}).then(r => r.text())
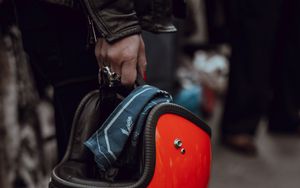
top-left (148, 113), bottom-right (211, 188)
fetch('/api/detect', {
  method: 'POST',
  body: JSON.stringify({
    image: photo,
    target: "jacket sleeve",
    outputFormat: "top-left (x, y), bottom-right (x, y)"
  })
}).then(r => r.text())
top-left (134, 0), bottom-right (177, 33)
top-left (82, 0), bottom-right (141, 43)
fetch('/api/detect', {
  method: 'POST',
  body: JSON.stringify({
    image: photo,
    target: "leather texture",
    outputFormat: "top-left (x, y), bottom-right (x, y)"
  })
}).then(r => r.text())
top-left (44, 0), bottom-right (181, 42)
top-left (82, 0), bottom-right (142, 43)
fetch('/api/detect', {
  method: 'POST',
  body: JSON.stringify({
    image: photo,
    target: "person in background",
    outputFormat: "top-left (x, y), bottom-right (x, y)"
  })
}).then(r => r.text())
top-left (220, 0), bottom-right (300, 155)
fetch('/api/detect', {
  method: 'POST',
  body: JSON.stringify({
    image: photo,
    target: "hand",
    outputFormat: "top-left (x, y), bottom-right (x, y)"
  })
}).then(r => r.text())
top-left (95, 34), bottom-right (147, 86)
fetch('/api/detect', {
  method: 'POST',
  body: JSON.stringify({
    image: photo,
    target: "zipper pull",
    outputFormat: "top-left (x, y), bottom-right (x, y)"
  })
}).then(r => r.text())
top-left (87, 15), bottom-right (98, 45)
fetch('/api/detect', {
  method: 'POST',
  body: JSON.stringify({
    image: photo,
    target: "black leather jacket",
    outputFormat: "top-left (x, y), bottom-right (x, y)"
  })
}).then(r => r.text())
top-left (45, 0), bottom-right (179, 43)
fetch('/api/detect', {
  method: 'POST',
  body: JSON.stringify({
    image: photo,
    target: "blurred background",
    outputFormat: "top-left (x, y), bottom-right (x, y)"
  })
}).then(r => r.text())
top-left (1, 0), bottom-right (300, 187)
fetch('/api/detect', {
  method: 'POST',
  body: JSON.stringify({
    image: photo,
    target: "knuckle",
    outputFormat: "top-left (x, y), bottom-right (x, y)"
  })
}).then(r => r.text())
top-left (106, 49), bottom-right (116, 60)
top-left (121, 48), bottom-right (136, 61)
top-left (100, 50), bottom-right (107, 60)
top-left (95, 47), bottom-right (101, 57)
top-left (98, 48), bottom-right (103, 56)
top-left (141, 60), bottom-right (147, 67)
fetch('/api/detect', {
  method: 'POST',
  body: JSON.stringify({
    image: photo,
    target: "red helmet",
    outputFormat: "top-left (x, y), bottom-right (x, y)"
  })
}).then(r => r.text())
top-left (146, 103), bottom-right (211, 188)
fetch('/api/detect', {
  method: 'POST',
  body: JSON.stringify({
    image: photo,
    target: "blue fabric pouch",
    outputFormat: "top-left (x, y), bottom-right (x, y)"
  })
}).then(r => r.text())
top-left (84, 85), bottom-right (172, 177)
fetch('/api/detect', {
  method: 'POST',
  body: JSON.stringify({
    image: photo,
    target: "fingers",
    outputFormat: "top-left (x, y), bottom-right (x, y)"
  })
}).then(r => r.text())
top-left (121, 36), bottom-right (147, 85)
top-left (106, 46), bottom-right (122, 75)
top-left (121, 58), bottom-right (137, 86)
top-left (137, 37), bottom-right (147, 80)
top-left (94, 34), bottom-right (145, 86)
